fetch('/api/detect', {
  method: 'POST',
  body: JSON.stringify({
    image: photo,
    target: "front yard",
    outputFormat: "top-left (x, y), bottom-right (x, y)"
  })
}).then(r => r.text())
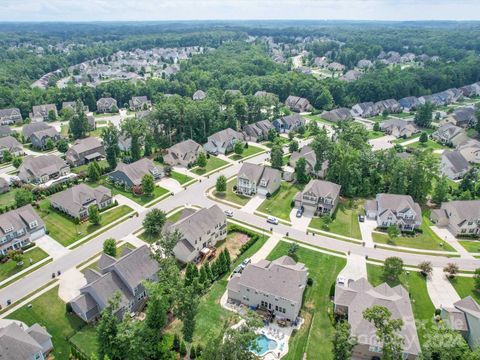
top-left (256, 182), bottom-right (304, 221)
top-left (459, 240), bottom-right (480, 253)
top-left (213, 178), bottom-right (251, 206)
top-left (228, 144), bottom-right (265, 160)
top-left (449, 276), bottom-right (480, 303)
top-left (170, 171), bottom-right (194, 185)
top-left (367, 264), bottom-right (435, 344)
top-left (191, 156), bottom-right (229, 175)
top-left (407, 139), bottom-right (449, 151)
top-left (372, 213), bottom-right (456, 252)
top-left (38, 199), bottom-right (133, 246)
top-left (309, 199), bottom-right (363, 239)
top-left (368, 130), bottom-right (386, 139)
top-left (0, 247), bottom-right (49, 282)
top-left (267, 241), bottom-right (346, 360)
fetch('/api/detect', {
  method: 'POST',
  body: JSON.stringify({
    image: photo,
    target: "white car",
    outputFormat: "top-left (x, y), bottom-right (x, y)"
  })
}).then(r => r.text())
top-left (337, 276), bottom-right (346, 286)
top-left (267, 216), bottom-right (279, 225)
top-left (224, 210), bottom-right (234, 217)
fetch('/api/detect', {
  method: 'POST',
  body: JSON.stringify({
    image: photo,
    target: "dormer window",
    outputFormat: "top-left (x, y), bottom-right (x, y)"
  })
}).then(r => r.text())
top-left (260, 179), bottom-right (267, 187)
top-left (29, 221), bottom-right (38, 229)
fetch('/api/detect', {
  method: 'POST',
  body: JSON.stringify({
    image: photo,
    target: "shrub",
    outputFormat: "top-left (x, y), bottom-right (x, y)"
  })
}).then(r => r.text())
top-left (307, 277), bottom-right (313, 286)
top-left (66, 302), bottom-right (73, 313)
top-left (435, 308), bottom-right (441, 316)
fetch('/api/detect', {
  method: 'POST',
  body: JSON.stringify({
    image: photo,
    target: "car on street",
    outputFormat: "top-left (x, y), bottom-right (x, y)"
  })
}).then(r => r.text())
top-left (267, 216), bottom-right (279, 225)
top-left (224, 209), bottom-right (234, 217)
top-left (358, 215), bottom-right (365, 222)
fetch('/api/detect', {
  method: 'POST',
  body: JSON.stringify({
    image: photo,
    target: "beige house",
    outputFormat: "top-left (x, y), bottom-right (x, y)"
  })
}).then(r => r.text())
top-left (66, 137), bottom-right (105, 167)
top-left (293, 179), bottom-right (341, 216)
top-left (431, 200), bottom-right (480, 237)
top-left (236, 163), bottom-right (281, 196)
top-left (163, 139), bottom-right (203, 167)
top-left (18, 155), bottom-right (70, 184)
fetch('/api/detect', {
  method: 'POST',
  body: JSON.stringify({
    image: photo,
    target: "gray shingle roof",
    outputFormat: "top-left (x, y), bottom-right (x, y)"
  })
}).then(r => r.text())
top-left (0, 204), bottom-right (44, 236)
top-left (50, 183), bottom-right (111, 217)
top-left (22, 122), bottom-right (52, 140)
top-left (111, 158), bottom-right (162, 186)
top-left (19, 154), bottom-right (69, 179)
top-left (302, 179), bottom-right (341, 199)
top-left (0, 323), bottom-right (48, 360)
top-left (442, 150), bottom-right (469, 174)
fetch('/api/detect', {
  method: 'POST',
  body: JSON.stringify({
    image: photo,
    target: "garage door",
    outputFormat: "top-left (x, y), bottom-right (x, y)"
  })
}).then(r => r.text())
top-left (30, 228), bottom-right (46, 241)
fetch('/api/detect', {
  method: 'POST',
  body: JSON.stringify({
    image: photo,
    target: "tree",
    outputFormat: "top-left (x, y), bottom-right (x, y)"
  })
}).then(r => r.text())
top-left (143, 133), bottom-right (153, 157)
top-left (373, 122), bottom-right (381, 132)
top-left (178, 284), bottom-right (199, 342)
top-left (101, 125), bottom-right (119, 170)
top-left (333, 321), bottom-right (357, 360)
top-left (234, 141), bottom-right (244, 156)
top-left (12, 252), bottom-right (23, 266)
top-left (419, 131), bottom-right (429, 144)
top-left (289, 139), bottom-right (299, 153)
top-left (444, 262), bottom-right (459, 278)
top-left (474, 268), bottom-right (480, 291)
top-left (267, 128), bottom-right (277, 142)
top-left (48, 109), bottom-right (57, 121)
top-left (190, 345), bottom-right (197, 359)
top-left (87, 161), bottom-right (101, 181)
top-left (383, 257), bottom-right (404, 283)
top-left (310, 128), bottom-right (331, 172)
top-left (419, 261), bottom-right (433, 277)
top-left (287, 242), bottom-right (299, 261)
top-left (288, 131), bottom-right (295, 141)
top-left (433, 176), bottom-right (449, 204)
top-left (15, 188), bottom-right (33, 207)
top-left (142, 174), bottom-right (155, 196)
top-left (216, 175), bottom-right (227, 192)
top-left (121, 117), bottom-right (146, 161)
top-left (44, 138), bottom-right (54, 150)
top-left (97, 294), bottom-right (120, 360)
top-left (295, 157), bottom-right (309, 184)
top-left (387, 225), bottom-right (400, 243)
top-left (2, 150), bottom-right (12, 163)
top-left (143, 209), bottom-right (167, 238)
top-left (363, 306), bottom-right (404, 360)
top-left (421, 326), bottom-right (473, 360)
top-left (414, 102), bottom-right (434, 128)
top-left (69, 102), bottom-right (89, 139)
top-left (12, 157), bottom-right (22, 168)
top-left (157, 230), bottom-right (182, 258)
top-left (88, 205), bottom-right (101, 225)
top-left (196, 152), bottom-right (207, 168)
top-left (270, 145), bottom-right (284, 169)
top-left (56, 138), bottom-right (69, 153)
top-left (103, 238), bottom-right (117, 257)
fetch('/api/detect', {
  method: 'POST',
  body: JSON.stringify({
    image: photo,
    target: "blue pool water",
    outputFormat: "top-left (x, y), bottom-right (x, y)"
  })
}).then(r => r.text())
top-left (251, 334), bottom-right (278, 356)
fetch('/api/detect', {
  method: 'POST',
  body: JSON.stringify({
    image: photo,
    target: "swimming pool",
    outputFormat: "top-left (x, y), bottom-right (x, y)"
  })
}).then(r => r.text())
top-left (251, 334), bottom-right (278, 356)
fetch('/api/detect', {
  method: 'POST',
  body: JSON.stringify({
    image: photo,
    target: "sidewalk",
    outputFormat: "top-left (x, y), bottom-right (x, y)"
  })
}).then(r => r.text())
top-left (35, 234), bottom-right (69, 259)
top-left (430, 226), bottom-right (474, 259)
top-left (250, 233), bottom-right (284, 263)
top-left (115, 194), bottom-right (144, 213)
top-left (427, 267), bottom-right (461, 308)
top-left (241, 195), bottom-right (265, 214)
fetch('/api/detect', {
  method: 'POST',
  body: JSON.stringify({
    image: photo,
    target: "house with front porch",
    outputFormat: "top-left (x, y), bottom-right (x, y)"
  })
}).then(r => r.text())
top-left (236, 163), bottom-right (281, 196)
top-left (365, 193), bottom-right (422, 231)
top-left (293, 179), bottom-right (341, 216)
top-left (430, 200), bottom-right (480, 237)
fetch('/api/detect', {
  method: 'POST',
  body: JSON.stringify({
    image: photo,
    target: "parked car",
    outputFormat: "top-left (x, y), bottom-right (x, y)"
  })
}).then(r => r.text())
top-left (242, 258), bottom-right (251, 267)
top-left (337, 276), bottom-right (346, 286)
top-left (267, 216), bottom-right (279, 225)
top-left (233, 265), bottom-right (243, 274)
top-left (296, 207), bottom-right (304, 218)
top-left (358, 215), bottom-right (365, 222)
top-left (224, 209), bottom-right (234, 217)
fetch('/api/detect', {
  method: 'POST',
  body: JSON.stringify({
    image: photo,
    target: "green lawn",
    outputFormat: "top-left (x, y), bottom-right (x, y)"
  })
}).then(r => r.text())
top-left (228, 145), bottom-right (265, 160)
top-left (263, 137), bottom-right (289, 148)
top-left (391, 112), bottom-right (415, 119)
top-left (304, 114), bottom-right (335, 126)
top-left (407, 139), bottom-right (448, 151)
top-left (38, 200), bottom-right (133, 246)
top-left (257, 182), bottom-right (304, 221)
top-left (0, 247), bottom-right (49, 282)
top-left (139, 209), bottom-right (185, 243)
top-left (0, 188), bottom-right (19, 207)
top-left (170, 171), bottom-right (194, 185)
top-left (283, 154), bottom-right (291, 165)
top-left (69, 325), bottom-right (97, 358)
top-left (267, 241), bottom-right (346, 360)
top-left (93, 180), bottom-right (170, 205)
top-left (367, 264), bottom-right (435, 344)
top-left (309, 200), bottom-right (363, 239)
top-left (372, 213), bottom-right (456, 252)
top-left (191, 156), bottom-right (229, 175)
top-left (71, 160), bottom-right (109, 174)
top-left (459, 240), bottom-right (480, 253)
top-left (166, 227), bottom-right (270, 345)
top-left (213, 179), bottom-right (251, 206)
top-left (449, 276), bottom-right (480, 303)
top-left (9, 286), bottom-right (85, 360)
top-left (368, 131), bottom-right (385, 139)
top-left (367, 115), bottom-right (390, 122)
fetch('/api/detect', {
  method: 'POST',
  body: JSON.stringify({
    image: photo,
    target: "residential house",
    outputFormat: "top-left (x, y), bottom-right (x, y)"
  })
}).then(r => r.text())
top-left (340, 69), bottom-right (362, 82)
top-left (227, 256), bottom-right (308, 322)
top-left (236, 163), bottom-right (281, 196)
top-left (192, 90), bottom-right (206, 101)
top-left (0, 136), bottom-right (24, 159)
top-left (62, 101), bottom-right (89, 112)
top-left (285, 95), bottom-right (313, 113)
top-left (129, 96), bottom-right (151, 111)
top-left (357, 59), bottom-right (373, 69)
top-left (203, 128), bottom-right (245, 155)
top-left (70, 245), bottom-right (159, 323)
top-left (242, 120), bottom-right (274, 142)
top-left (0, 178), bottom-right (9, 194)
top-left (459, 83), bottom-right (480, 98)
top-left (374, 99), bottom-right (402, 114)
top-left (289, 146), bottom-right (328, 178)
top-left (0, 205), bottom-right (46, 255)
top-left (96, 98), bottom-right (118, 113)
top-left (351, 102), bottom-right (379, 118)
top-left (444, 107), bottom-right (477, 128)
top-left (320, 108), bottom-right (353, 123)
top-left (328, 62), bottom-right (345, 72)
top-left (0, 125), bottom-right (13, 138)
top-left (118, 135), bottom-right (132, 152)
top-left (22, 122), bottom-right (52, 142)
top-left (418, 94), bottom-right (445, 107)
top-left (30, 127), bottom-right (61, 150)
top-left (457, 139), bottom-right (480, 164)
top-left (165, 205), bottom-right (227, 263)
top-left (441, 297), bottom-right (480, 349)
top-left (272, 114), bottom-right (305, 133)
top-left (108, 158), bottom-right (164, 189)
top-left (293, 179), bottom-right (341, 216)
top-left (431, 200), bottom-right (480, 237)
top-left (334, 278), bottom-right (420, 360)
top-left (18, 155), bottom-right (70, 184)
top-left (365, 193), bottom-right (422, 231)
top-left (380, 119), bottom-right (419, 138)
top-left (50, 183), bottom-right (113, 219)
top-left (0, 322), bottom-right (53, 360)
top-left (29, 104), bottom-right (57, 122)
top-left (440, 150), bottom-right (469, 180)
top-left (164, 139), bottom-right (203, 167)
top-left (398, 97), bottom-right (420, 112)
top-left (66, 137), bottom-right (105, 167)
top-left (0, 108), bottom-right (22, 125)
top-left (432, 123), bottom-right (469, 147)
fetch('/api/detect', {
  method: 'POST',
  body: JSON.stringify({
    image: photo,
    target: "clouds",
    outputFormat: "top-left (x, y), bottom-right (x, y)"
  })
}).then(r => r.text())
top-left (0, 0), bottom-right (479, 21)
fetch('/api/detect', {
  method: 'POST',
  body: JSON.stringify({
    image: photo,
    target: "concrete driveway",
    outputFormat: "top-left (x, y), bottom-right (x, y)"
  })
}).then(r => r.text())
top-left (157, 177), bottom-right (183, 194)
top-left (35, 235), bottom-right (69, 259)
top-left (359, 219), bottom-right (377, 248)
top-left (338, 253), bottom-right (367, 282)
top-left (289, 208), bottom-right (311, 232)
top-left (241, 195), bottom-right (265, 214)
top-left (427, 267), bottom-right (461, 308)
top-left (58, 268), bottom-right (87, 303)
top-left (430, 226), bottom-right (474, 259)
top-left (369, 135), bottom-right (396, 151)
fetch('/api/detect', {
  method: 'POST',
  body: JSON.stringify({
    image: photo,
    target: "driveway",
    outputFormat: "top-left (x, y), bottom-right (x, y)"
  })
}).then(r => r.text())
top-left (338, 253), bottom-right (367, 282)
top-left (58, 268), bottom-right (87, 303)
top-left (359, 219), bottom-right (377, 248)
top-left (430, 226), bottom-right (474, 259)
top-left (250, 232), bottom-right (283, 263)
top-left (115, 194), bottom-right (145, 213)
top-left (427, 267), bottom-right (461, 308)
top-left (35, 235), bottom-right (69, 259)
top-left (289, 208), bottom-right (311, 232)
top-left (369, 135), bottom-right (395, 151)
top-left (157, 177), bottom-right (183, 194)
top-left (241, 195), bottom-right (265, 214)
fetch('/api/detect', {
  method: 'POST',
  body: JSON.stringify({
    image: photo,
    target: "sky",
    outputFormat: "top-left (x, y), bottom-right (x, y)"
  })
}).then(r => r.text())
top-left (0, 0), bottom-right (479, 22)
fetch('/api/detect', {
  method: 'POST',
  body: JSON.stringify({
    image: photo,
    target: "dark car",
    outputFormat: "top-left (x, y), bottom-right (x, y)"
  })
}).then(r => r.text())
top-left (358, 215), bottom-right (365, 222)
top-left (296, 207), bottom-right (304, 218)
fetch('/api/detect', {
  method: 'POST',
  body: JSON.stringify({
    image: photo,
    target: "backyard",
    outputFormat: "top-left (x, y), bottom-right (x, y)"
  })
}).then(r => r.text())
top-left (38, 199), bottom-right (133, 246)
top-left (267, 241), bottom-right (346, 360)
top-left (0, 247), bottom-right (49, 282)
top-left (228, 144), bottom-right (265, 160)
top-left (256, 182), bottom-right (304, 221)
top-left (71, 160), bottom-right (109, 174)
top-left (309, 199), bottom-right (363, 239)
top-left (191, 156), bottom-right (229, 175)
top-left (367, 264), bottom-right (435, 344)
top-left (213, 178), bottom-right (251, 206)
top-left (0, 188), bottom-right (19, 207)
top-left (368, 130), bottom-right (385, 139)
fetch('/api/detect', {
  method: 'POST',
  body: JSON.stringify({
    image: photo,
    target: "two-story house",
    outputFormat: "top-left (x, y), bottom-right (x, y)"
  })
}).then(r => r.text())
top-left (0, 205), bottom-right (46, 255)
top-left (431, 200), bottom-right (480, 237)
top-left (350, 102), bottom-right (378, 118)
top-left (284, 95), bottom-right (313, 113)
top-left (65, 137), bottom-right (105, 167)
top-left (0, 322), bottom-right (53, 360)
top-left (22, 122), bottom-right (53, 142)
top-left (366, 193), bottom-right (422, 231)
top-left (432, 123), bottom-right (469, 147)
top-left (96, 98), bottom-right (118, 113)
top-left (0, 136), bottom-right (24, 160)
top-left (108, 158), bottom-right (164, 189)
top-left (272, 114), bottom-right (305, 134)
top-left (242, 120), bottom-right (274, 142)
top-left (0, 108), bottom-right (22, 125)
top-left (29, 104), bottom-right (57, 122)
top-left (441, 297), bottom-right (480, 349)
top-left (227, 256), bottom-right (308, 322)
top-left (50, 184), bottom-right (112, 219)
top-left (70, 245), bottom-right (159, 323)
top-left (293, 179), bottom-right (341, 216)
top-left (440, 150), bottom-right (469, 180)
top-left (203, 128), bottom-right (245, 155)
top-left (165, 205), bottom-right (227, 263)
top-left (18, 155), bottom-right (71, 185)
top-left (236, 163), bottom-right (281, 196)
top-left (289, 146), bottom-right (328, 178)
top-left (163, 139), bottom-right (203, 167)
top-left (30, 127), bottom-right (62, 150)
top-left (129, 96), bottom-right (151, 111)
